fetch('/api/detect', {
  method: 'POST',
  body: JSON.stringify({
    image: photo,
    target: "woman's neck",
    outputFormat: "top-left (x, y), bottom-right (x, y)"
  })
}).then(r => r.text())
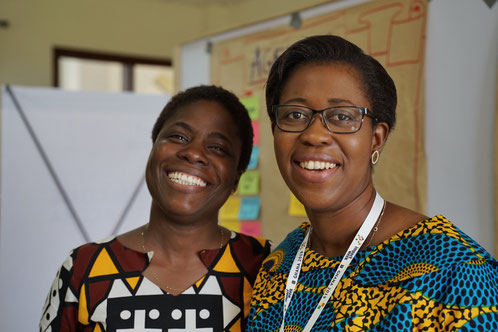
top-left (306, 187), bottom-right (377, 258)
top-left (145, 205), bottom-right (223, 262)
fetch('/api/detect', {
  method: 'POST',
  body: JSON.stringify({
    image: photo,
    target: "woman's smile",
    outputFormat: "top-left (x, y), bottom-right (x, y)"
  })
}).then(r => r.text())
top-left (298, 160), bottom-right (337, 170)
top-left (167, 171), bottom-right (207, 187)
top-left (292, 154), bottom-right (340, 183)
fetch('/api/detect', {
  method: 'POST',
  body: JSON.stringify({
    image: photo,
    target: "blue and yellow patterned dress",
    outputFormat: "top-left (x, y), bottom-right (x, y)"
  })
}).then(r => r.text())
top-left (248, 216), bottom-right (498, 331)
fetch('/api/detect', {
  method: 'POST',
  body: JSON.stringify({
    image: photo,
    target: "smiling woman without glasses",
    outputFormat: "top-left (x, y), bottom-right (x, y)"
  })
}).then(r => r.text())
top-left (40, 85), bottom-right (271, 332)
top-left (247, 35), bottom-right (498, 331)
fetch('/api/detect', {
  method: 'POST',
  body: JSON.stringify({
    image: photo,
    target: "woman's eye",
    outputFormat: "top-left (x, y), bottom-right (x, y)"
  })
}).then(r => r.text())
top-left (286, 111), bottom-right (307, 120)
top-left (209, 145), bottom-right (228, 154)
top-left (330, 113), bottom-right (353, 121)
top-left (169, 134), bottom-right (188, 142)
top-left (291, 112), bottom-right (302, 119)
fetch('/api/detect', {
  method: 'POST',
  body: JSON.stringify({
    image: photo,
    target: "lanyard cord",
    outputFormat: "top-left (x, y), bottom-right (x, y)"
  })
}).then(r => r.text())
top-left (280, 193), bottom-right (385, 332)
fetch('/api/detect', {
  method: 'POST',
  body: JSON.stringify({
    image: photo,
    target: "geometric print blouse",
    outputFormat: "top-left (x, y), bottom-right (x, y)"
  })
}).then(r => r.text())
top-left (40, 231), bottom-right (271, 332)
top-left (247, 216), bottom-right (498, 331)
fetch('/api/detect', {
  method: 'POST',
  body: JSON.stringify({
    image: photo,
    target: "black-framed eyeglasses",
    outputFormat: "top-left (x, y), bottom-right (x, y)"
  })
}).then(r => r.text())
top-left (272, 104), bottom-right (374, 134)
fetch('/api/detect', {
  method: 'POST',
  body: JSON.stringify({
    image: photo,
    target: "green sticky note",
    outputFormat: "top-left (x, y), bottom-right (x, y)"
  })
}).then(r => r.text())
top-left (240, 96), bottom-right (260, 120)
top-left (238, 170), bottom-right (260, 195)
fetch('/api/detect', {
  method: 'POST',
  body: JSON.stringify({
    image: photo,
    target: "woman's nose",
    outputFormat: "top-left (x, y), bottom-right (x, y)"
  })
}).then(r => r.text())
top-left (299, 114), bottom-right (333, 146)
top-left (177, 142), bottom-right (209, 165)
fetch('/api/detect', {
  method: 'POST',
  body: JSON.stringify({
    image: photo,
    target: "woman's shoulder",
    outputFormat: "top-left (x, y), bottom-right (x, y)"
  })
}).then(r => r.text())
top-left (376, 202), bottom-right (494, 264)
top-left (68, 236), bottom-right (117, 260)
top-left (373, 215), bottom-right (498, 305)
top-left (228, 231), bottom-right (272, 263)
top-left (357, 215), bottom-right (497, 285)
top-left (231, 231), bottom-right (271, 253)
top-left (208, 231), bottom-right (271, 282)
top-left (393, 214), bottom-right (494, 261)
top-left (258, 222), bottom-right (310, 274)
top-left (64, 235), bottom-right (147, 280)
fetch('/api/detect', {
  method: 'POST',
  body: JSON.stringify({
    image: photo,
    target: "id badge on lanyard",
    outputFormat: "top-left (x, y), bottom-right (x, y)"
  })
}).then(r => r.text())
top-left (280, 193), bottom-right (385, 332)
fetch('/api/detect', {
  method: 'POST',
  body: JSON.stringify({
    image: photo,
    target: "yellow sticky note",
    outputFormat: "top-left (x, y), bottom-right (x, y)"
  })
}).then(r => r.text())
top-left (238, 170), bottom-right (260, 195)
top-left (219, 219), bottom-right (241, 232)
top-left (219, 196), bottom-right (241, 220)
top-left (240, 96), bottom-right (259, 120)
top-left (288, 193), bottom-right (307, 217)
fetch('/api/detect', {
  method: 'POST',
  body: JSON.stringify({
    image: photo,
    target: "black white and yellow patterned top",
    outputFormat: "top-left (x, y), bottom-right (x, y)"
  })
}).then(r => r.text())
top-left (248, 216), bottom-right (498, 331)
top-left (40, 231), bottom-right (270, 332)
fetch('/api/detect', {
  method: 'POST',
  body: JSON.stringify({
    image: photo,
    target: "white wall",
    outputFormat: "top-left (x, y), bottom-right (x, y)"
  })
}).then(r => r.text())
top-left (425, 0), bottom-right (497, 254)
top-left (181, 0), bottom-right (498, 254)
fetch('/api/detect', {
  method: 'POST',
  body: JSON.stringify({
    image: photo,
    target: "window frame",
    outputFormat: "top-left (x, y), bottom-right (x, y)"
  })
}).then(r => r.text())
top-left (53, 47), bottom-right (172, 91)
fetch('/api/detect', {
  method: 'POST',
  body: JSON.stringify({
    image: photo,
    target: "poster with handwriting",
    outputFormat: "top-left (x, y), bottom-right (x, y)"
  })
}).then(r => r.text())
top-left (211, 0), bottom-right (427, 243)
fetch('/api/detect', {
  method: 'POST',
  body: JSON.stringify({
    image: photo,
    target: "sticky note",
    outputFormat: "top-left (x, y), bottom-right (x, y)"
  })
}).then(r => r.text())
top-left (247, 146), bottom-right (260, 170)
top-left (241, 221), bottom-right (262, 237)
top-left (288, 193), bottom-right (307, 217)
top-left (219, 196), bottom-right (241, 220)
top-left (238, 196), bottom-right (261, 220)
top-left (240, 96), bottom-right (259, 120)
top-left (238, 170), bottom-right (259, 195)
top-left (252, 121), bottom-right (260, 145)
top-left (220, 219), bottom-right (241, 232)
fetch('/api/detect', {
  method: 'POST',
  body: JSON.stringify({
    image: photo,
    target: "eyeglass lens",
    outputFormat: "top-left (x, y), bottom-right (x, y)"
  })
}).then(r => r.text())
top-left (275, 105), bottom-right (364, 133)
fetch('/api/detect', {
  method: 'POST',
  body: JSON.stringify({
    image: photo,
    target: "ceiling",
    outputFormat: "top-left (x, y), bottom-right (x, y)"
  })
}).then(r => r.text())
top-left (161, 0), bottom-right (248, 5)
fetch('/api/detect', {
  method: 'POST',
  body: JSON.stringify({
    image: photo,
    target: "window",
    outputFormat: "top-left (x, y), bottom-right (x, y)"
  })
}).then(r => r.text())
top-left (53, 48), bottom-right (174, 95)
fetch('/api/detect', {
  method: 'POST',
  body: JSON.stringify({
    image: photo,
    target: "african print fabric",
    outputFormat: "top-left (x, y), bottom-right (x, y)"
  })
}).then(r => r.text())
top-left (248, 215), bottom-right (498, 331)
top-left (40, 231), bottom-right (270, 332)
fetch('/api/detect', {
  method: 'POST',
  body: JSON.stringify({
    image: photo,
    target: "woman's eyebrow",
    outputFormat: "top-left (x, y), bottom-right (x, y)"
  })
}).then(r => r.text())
top-left (280, 97), bottom-right (355, 105)
top-left (280, 97), bottom-right (307, 104)
top-left (170, 122), bottom-right (193, 132)
top-left (208, 131), bottom-right (231, 144)
top-left (169, 122), bottom-right (233, 145)
top-left (328, 98), bottom-right (353, 104)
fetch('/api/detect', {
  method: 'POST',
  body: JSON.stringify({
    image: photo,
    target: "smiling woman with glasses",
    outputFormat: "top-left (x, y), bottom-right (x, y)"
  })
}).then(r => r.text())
top-left (247, 35), bottom-right (498, 331)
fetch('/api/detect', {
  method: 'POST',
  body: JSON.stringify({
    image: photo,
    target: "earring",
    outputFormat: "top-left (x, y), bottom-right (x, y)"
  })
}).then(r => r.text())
top-left (371, 150), bottom-right (380, 165)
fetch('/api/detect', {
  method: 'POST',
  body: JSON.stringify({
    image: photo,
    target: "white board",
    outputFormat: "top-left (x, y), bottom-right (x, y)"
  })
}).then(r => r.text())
top-left (0, 85), bottom-right (170, 331)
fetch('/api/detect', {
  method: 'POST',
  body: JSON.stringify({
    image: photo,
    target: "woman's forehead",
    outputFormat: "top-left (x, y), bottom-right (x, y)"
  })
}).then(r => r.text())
top-left (163, 100), bottom-right (239, 136)
top-left (280, 63), bottom-right (370, 108)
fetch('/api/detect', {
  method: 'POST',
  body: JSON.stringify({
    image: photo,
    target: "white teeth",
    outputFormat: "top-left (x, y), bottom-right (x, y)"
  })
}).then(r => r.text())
top-left (168, 171), bottom-right (207, 187)
top-left (299, 161), bottom-right (337, 170)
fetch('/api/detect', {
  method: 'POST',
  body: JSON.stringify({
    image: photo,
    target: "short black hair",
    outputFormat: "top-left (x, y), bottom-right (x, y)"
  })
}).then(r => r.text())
top-left (151, 85), bottom-right (253, 173)
top-left (266, 35), bottom-right (397, 130)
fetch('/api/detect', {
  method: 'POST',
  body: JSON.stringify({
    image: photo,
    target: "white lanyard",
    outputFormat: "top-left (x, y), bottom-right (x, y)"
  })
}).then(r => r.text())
top-left (280, 193), bottom-right (385, 332)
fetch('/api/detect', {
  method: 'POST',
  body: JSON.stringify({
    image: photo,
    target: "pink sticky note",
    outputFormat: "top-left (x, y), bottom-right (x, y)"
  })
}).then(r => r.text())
top-left (252, 121), bottom-right (260, 145)
top-left (241, 221), bottom-right (261, 237)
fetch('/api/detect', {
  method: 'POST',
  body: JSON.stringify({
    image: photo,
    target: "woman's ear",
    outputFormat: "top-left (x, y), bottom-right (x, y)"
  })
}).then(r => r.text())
top-left (371, 122), bottom-right (389, 152)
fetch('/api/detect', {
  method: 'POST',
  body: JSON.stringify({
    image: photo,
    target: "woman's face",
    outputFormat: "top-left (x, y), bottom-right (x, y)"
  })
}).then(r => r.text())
top-left (146, 100), bottom-right (242, 220)
top-left (273, 62), bottom-right (386, 213)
